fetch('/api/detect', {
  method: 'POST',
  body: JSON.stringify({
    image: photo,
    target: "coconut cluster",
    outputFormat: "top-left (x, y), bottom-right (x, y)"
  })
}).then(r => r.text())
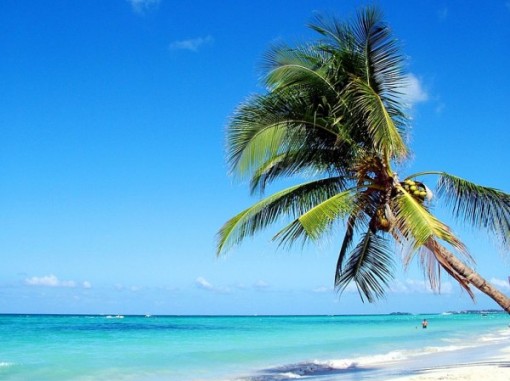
top-left (375, 208), bottom-right (390, 231)
top-left (401, 179), bottom-right (427, 202)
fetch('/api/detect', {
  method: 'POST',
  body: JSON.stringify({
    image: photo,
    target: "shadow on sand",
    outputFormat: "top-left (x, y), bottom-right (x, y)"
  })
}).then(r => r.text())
top-left (242, 361), bottom-right (378, 381)
top-left (241, 358), bottom-right (510, 381)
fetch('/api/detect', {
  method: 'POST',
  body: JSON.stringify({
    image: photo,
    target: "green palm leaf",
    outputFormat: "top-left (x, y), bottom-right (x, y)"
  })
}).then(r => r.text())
top-left (392, 190), bottom-right (466, 254)
top-left (334, 213), bottom-right (357, 285)
top-left (336, 230), bottom-right (394, 303)
top-left (437, 173), bottom-right (510, 248)
top-left (249, 148), bottom-right (352, 195)
top-left (219, 6), bottom-right (510, 312)
top-left (228, 93), bottom-right (341, 177)
top-left (344, 77), bottom-right (407, 160)
top-left (274, 190), bottom-right (355, 246)
top-left (308, 14), bottom-right (352, 50)
top-left (217, 177), bottom-right (345, 255)
top-left (343, 6), bottom-right (408, 161)
top-left (264, 44), bottom-right (338, 94)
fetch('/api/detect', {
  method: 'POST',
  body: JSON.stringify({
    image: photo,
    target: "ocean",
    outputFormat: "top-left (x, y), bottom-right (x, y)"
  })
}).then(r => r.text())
top-left (1, 313), bottom-right (509, 380)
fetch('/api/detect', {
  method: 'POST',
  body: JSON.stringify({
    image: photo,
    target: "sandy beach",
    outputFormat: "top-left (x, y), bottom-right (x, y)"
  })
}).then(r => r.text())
top-left (388, 346), bottom-right (510, 381)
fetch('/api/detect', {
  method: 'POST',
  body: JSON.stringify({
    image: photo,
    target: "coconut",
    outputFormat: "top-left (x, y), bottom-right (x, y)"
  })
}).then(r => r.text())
top-left (379, 218), bottom-right (390, 231)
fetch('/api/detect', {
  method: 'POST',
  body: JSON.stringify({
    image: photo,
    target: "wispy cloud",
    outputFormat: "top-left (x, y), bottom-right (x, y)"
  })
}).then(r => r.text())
top-left (195, 276), bottom-right (230, 293)
top-left (114, 283), bottom-right (142, 292)
top-left (25, 274), bottom-right (91, 289)
top-left (390, 278), bottom-right (453, 295)
top-left (195, 276), bottom-right (214, 290)
top-left (254, 280), bottom-right (270, 289)
top-left (490, 277), bottom-right (510, 291)
top-left (169, 36), bottom-right (214, 52)
top-left (312, 286), bottom-right (333, 293)
top-left (398, 73), bottom-right (428, 108)
top-left (127, 0), bottom-right (160, 14)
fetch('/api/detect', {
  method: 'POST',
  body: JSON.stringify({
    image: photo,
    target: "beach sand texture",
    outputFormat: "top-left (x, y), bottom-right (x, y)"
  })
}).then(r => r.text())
top-left (388, 347), bottom-right (510, 381)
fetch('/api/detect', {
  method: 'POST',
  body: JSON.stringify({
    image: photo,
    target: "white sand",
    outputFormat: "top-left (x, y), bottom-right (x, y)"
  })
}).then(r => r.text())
top-left (388, 346), bottom-right (510, 381)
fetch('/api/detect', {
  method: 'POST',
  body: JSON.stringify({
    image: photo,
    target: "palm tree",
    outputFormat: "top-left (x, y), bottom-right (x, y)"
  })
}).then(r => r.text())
top-left (217, 7), bottom-right (510, 312)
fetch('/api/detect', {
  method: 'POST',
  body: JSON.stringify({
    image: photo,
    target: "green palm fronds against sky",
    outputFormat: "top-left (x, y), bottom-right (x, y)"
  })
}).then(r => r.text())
top-left (219, 7), bottom-right (510, 310)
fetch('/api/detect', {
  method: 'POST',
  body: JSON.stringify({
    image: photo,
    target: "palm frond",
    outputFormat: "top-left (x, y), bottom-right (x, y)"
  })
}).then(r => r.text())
top-left (263, 44), bottom-right (338, 95)
top-left (402, 242), bottom-right (442, 291)
top-left (425, 239), bottom-right (475, 299)
top-left (227, 92), bottom-right (343, 178)
top-left (392, 190), bottom-right (468, 255)
top-left (249, 147), bottom-right (352, 195)
top-left (308, 14), bottom-right (351, 49)
top-left (231, 121), bottom-right (288, 177)
top-left (335, 230), bottom-right (394, 303)
top-left (437, 173), bottom-right (510, 248)
top-left (273, 190), bottom-right (355, 246)
top-left (350, 7), bottom-right (406, 98)
top-left (217, 178), bottom-right (345, 255)
top-left (335, 192), bottom-right (376, 285)
top-left (335, 213), bottom-right (357, 285)
top-left (344, 77), bottom-right (407, 160)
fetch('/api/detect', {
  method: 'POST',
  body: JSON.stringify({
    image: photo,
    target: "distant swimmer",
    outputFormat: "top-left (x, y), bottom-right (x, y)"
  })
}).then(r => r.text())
top-left (422, 319), bottom-right (428, 329)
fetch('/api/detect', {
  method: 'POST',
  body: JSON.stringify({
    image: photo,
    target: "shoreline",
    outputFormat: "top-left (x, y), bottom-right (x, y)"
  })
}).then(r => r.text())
top-left (246, 324), bottom-right (510, 381)
top-left (387, 351), bottom-right (510, 380)
top-left (384, 341), bottom-right (510, 381)
top-left (2, 314), bottom-right (508, 381)
top-left (238, 328), bottom-right (510, 381)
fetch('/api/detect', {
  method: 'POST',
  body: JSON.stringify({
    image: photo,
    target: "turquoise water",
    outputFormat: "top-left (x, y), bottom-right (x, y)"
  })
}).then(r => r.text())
top-left (0, 313), bottom-right (509, 380)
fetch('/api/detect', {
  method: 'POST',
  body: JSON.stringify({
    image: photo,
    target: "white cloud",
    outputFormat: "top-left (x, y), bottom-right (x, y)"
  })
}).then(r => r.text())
top-left (127, 0), bottom-right (160, 13)
top-left (195, 276), bottom-right (213, 290)
top-left (312, 286), bottom-right (333, 293)
top-left (326, 278), bottom-right (457, 297)
top-left (398, 74), bottom-right (428, 108)
top-left (114, 283), bottom-right (141, 292)
top-left (169, 36), bottom-right (214, 52)
top-left (195, 277), bottom-right (231, 294)
top-left (25, 274), bottom-right (61, 287)
top-left (254, 280), bottom-right (270, 289)
top-left (339, 283), bottom-right (358, 294)
top-left (388, 279), bottom-right (410, 294)
top-left (24, 274), bottom-right (88, 288)
top-left (390, 278), bottom-right (454, 295)
top-left (490, 277), bottom-right (510, 291)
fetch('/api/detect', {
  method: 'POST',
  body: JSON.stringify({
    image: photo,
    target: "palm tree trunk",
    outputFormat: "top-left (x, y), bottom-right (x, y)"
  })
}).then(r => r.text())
top-left (436, 244), bottom-right (510, 313)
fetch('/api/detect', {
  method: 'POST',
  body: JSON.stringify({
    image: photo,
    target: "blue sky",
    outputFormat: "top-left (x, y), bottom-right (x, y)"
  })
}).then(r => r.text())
top-left (1, 0), bottom-right (509, 315)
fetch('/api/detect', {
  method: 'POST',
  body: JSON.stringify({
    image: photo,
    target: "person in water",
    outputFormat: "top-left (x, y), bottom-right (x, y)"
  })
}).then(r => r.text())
top-left (422, 319), bottom-right (428, 329)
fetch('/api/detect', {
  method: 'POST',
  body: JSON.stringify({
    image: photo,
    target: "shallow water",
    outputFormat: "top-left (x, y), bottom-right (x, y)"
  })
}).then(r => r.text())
top-left (0, 313), bottom-right (508, 380)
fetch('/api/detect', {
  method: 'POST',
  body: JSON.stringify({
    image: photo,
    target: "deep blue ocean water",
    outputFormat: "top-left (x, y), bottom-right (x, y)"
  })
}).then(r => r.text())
top-left (1, 313), bottom-right (509, 380)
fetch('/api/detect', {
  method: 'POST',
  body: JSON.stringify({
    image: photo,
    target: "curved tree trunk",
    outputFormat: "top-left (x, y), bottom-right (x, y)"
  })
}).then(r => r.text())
top-left (436, 244), bottom-right (510, 313)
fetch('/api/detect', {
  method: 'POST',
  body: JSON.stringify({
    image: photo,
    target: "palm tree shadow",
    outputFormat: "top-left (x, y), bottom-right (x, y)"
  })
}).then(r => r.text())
top-left (243, 360), bottom-right (510, 380)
